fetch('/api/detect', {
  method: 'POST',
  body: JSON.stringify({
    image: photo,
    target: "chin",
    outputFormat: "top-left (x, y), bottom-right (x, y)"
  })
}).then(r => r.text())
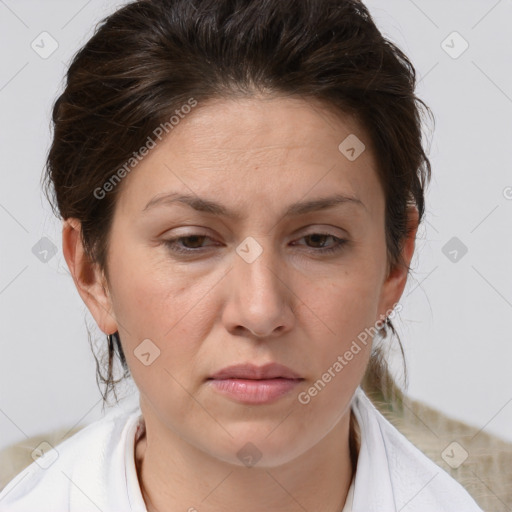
top-left (199, 428), bottom-right (314, 469)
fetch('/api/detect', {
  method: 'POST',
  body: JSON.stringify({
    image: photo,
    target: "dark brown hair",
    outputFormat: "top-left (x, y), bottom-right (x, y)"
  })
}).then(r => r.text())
top-left (42, 0), bottom-right (433, 455)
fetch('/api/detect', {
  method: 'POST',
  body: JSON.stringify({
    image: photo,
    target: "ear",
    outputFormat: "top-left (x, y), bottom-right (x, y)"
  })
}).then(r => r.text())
top-left (62, 218), bottom-right (118, 335)
top-left (377, 205), bottom-right (419, 320)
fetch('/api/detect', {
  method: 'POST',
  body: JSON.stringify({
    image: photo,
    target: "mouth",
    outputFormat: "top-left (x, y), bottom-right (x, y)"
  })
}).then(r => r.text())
top-left (207, 363), bottom-right (304, 404)
top-left (208, 362), bottom-right (303, 380)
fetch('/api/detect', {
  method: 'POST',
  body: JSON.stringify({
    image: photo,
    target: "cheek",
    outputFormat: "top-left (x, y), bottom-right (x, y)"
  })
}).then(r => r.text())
top-left (301, 255), bottom-right (384, 379)
top-left (108, 246), bottom-right (223, 378)
top-left (109, 238), bottom-right (190, 326)
top-left (108, 231), bottom-right (238, 389)
top-left (316, 263), bottom-right (383, 331)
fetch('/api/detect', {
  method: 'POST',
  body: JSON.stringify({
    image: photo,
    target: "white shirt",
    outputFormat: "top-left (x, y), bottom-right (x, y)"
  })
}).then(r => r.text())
top-left (0, 386), bottom-right (483, 511)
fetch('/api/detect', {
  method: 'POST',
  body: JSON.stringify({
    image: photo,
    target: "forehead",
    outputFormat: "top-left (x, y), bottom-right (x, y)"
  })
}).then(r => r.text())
top-left (168, 95), bottom-right (367, 162)
top-left (115, 95), bottom-right (383, 220)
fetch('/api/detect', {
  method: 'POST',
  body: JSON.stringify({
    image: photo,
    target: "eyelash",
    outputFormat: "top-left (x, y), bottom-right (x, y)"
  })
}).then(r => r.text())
top-left (162, 233), bottom-right (348, 256)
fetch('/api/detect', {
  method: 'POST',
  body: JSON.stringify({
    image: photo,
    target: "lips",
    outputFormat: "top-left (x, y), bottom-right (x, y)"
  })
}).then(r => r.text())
top-left (207, 363), bottom-right (303, 405)
top-left (208, 363), bottom-right (303, 381)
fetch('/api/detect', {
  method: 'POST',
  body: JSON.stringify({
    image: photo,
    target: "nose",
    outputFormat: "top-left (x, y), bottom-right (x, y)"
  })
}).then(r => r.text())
top-left (222, 242), bottom-right (295, 339)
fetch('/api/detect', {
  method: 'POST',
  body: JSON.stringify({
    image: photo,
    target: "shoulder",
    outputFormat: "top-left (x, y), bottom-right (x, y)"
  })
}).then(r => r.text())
top-left (352, 387), bottom-right (484, 512)
top-left (0, 399), bottom-right (142, 512)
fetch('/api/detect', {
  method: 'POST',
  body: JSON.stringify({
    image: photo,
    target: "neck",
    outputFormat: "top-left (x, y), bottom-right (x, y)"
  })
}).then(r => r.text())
top-left (135, 409), bottom-right (359, 512)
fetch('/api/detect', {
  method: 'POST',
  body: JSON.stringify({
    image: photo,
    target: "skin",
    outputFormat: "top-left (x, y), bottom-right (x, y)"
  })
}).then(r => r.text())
top-left (62, 95), bottom-right (418, 512)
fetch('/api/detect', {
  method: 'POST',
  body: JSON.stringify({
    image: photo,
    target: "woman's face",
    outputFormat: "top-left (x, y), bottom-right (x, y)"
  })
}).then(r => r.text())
top-left (69, 95), bottom-right (416, 467)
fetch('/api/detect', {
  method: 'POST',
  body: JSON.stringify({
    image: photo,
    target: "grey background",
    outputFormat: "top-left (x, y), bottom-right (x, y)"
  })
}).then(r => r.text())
top-left (1, 0), bottom-right (511, 456)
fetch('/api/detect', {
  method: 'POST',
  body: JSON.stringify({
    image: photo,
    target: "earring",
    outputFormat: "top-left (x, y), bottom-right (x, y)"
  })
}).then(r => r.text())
top-left (378, 317), bottom-right (390, 337)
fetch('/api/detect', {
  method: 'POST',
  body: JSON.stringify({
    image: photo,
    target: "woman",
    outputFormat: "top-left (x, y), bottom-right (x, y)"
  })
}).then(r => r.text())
top-left (0, 0), bottom-right (484, 510)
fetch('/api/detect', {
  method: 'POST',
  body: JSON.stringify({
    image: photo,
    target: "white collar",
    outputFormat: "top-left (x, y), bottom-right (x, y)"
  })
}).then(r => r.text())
top-left (0, 386), bottom-right (483, 511)
top-left (348, 386), bottom-right (483, 511)
top-left (124, 386), bottom-right (482, 511)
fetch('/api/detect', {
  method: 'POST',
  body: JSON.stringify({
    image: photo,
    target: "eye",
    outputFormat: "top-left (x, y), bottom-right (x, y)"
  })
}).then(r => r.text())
top-left (162, 234), bottom-right (216, 254)
top-left (163, 232), bottom-right (348, 256)
top-left (292, 232), bottom-right (348, 254)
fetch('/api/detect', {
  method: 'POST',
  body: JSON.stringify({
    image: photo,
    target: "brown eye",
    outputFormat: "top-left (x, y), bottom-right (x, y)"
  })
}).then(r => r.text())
top-left (292, 233), bottom-right (348, 254)
top-left (163, 234), bottom-right (216, 254)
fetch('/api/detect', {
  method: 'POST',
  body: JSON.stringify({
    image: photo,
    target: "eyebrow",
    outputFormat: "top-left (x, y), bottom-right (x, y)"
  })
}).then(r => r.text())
top-left (142, 192), bottom-right (366, 219)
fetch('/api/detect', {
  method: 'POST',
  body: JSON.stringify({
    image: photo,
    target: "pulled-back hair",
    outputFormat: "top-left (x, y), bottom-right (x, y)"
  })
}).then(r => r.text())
top-left (43, 0), bottom-right (433, 464)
